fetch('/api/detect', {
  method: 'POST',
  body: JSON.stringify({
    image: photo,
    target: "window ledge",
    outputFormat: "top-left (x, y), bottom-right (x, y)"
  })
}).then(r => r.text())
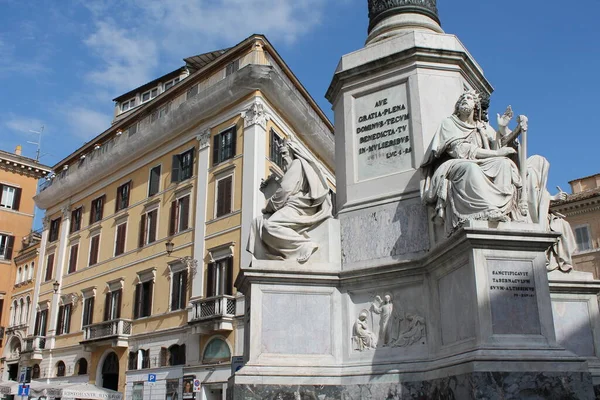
top-left (207, 210), bottom-right (241, 225)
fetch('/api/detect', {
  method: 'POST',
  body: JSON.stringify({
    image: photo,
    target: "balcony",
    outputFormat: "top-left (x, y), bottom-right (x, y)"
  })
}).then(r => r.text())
top-left (188, 295), bottom-right (236, 334)
top-left (81, 319), bottom-right (132, 350)
top-left (21, 336), bottom-right (46, 361)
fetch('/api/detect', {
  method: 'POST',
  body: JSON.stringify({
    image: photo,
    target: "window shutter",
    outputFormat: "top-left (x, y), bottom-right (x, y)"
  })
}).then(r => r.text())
top-left (171, 272), bottom-right (180, 311)
top-left (181, 270), bottom-right (188, 307)
top-left (139, 214), bottom-right (147, 248)
top-left (124, 182), bottom-right (130, 208)
top-left (224, 176), bottom-right (232, 215)
top-left (169, 200), bottom-right (177, 236)
top-left (40, 310), bottom-right (48, 336)
top-left (69, 244), bottom-right (78, 273)
top-left (148, 211), bottom-right (157, 243)
top-left (180, 196), bottom-right (189, 231)
top-left (45, 253), bottom-right (54, 281)
top-left (56, 306), bottom-right (64, 334)
top-left (88, 297), bottom-right (95, 325)
top-left (180, 344), bottom-right (186, 364)
top-left (134, 284), bottom-right (141, 319)
top-left (115, 189), bottom-right (121, 213)
top-left (104, 293), bottom-right (111, 321)
top-left (171, 154), bottom-right (180, 183)
top-left (12, 188), bottom-right (21, 211)
top-left (34, 312), bottom-right (41, 336)
top-left (146, 280), bottom-right (154, 317)
top-left (5, 235), bottom-right (14, 260)
top-left (99, 195), bottom-right (105, 220)
top-left (160, 347), bottom-right (168, 367)
top-left (90, 236), bottom-right (99, 266)
top-left (225, 257), bottom-right (233, 296)
top-left (206, 263), bottom-right (215, 297)
top-left (65, 304), bottom-right (71, 334)
top-left (230, 127), bottom-right (237, 159)
top-left (213, 135), bottom-right (219, 165)
top-left (116, 289), bottom-right (122, 319)
top-left (89, 201), bottom-right (95, 225)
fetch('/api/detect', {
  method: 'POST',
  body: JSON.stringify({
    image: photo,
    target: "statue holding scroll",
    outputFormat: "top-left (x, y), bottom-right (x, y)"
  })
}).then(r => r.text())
top-left (247, 140), bottom-right (333, 263)
top-left (420, 91), bottom-right (527, 234)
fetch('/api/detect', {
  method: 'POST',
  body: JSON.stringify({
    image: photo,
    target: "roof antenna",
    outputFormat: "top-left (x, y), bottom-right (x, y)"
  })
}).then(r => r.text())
top-left (28, 126), bottom-right (44, 161)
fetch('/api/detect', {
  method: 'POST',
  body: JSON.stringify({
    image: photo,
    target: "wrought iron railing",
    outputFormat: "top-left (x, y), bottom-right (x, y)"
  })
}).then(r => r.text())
top-left (83, 319), bottom-right (132, 341)
top-left (190, 295), bottom-right (236, 321)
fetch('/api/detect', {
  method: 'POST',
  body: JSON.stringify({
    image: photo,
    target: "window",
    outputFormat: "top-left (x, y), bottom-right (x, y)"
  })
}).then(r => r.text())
top-left (127, 123), bottom-right (138, 137)
top-left (0, 184), bottom-right (21, 210)
top-left (134, 280), bottom-right (153, 319)
top-left (90, 195), bottom-right (105, 224)
top-left (169, 195), bottom-right (190, 235)
top-left (166, 379), bottom-right (179, 400)
top-left (76, 358), bottom-right (88, 375)
top-left (213, 127), bottom-right (236, 165)
top-left (163, 77), bottom-right (180, 91)
top-left (141, 88), bottom-right (158, 103)
top-left (168, 344), bottom-right (186, 365)
top-left (203, 338), bottom-right (230, 363)
top-left (56, 303), bottom-right (72, 335)
top-left (32, 364), bottom-right (40, 379)
top-left (29, 261), bottom-right (34, 280)
top-left (225, 59), bottom-right (239, 77)
top-left (215, 175), bottom-right (233, 218)
top-left (187, 84), bottom-right (198, 99)
top-left (132, 382), bottom-right (144, 400)
top-left (68, 243), bottom-right (79, 274)
top-left (128, 351), bottom-right (138, 370)
top-left (70, 207), bottom-right (82, 233)
top-left (171, 269), bottom-right (188, 311)
top-left (82, 296), bottom-right (94, 327)
top-left (575, 225), bottom-right (592, 252)
top-left (148, 165), bottom-right (161, 197)
top-left (172, 148), bottom-right (195, 182)
top-left (206, 256), bottom-right (233, 297)
top-left (49, 218), bottom-right (61, 242)
top-left (115, 182), bottom-right (131, 212)
top-left (121, 98), bottom-right (136, 112)
top-left (158, 103), bottom-right (170, 119)
top-left (138, 209), bottom-right (158, 247)
top-left (89, 234), bottom-right (100, 266)
top-left (34, 309), bottom-right (48, 336)
top-left (56, 361), bottom-right (66, 377)
top-left (0, 234), bottom-right (14, 260)
top-left (24, 297), bottom-right (30, 325)
top-left (23, 265), bottom-right (28, 282)
top-left (270, 129), bottom-right (285, 170)
top-left (103, 289), bottom-right (122, 321)
top-left (128, 350), bottom-right (150, 370)
top-left (115, 223), bottom-right (127, 256)
top-left (16, 267), bottom-right (22, 284)
top-left (44, 253), bottom-right (54, 281)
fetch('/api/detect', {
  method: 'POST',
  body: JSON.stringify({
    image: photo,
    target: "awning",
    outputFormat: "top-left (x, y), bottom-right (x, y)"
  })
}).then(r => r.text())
top-left (0, 380), bottom-right (19, 395)
top-left (56, 383), bottom-right (122, 400)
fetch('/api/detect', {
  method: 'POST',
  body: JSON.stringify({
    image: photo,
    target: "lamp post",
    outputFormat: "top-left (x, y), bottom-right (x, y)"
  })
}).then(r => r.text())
top-left (164, 239), bottom-right (198, 275)
top-left (52, 281), bottom-right (60, 294)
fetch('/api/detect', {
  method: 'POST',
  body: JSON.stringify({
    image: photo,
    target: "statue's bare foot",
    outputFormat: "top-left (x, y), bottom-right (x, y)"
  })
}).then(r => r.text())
top-left (297, 243), bottom-right (318, 263)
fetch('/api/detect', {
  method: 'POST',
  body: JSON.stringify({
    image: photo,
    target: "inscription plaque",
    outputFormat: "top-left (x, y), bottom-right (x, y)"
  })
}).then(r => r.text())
top-left (487, 259), bottom-right (540, 335)
top-left (354, 83), bottom-right (412, 181)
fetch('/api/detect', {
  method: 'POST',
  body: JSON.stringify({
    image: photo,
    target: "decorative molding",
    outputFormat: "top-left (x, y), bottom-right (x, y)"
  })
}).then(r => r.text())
top-left (368, 0), bottom-right (439, 29)
top-left (197, 128), bottom-right (211, 150)
top-left (61, 205), bottom-right (72, 219)
top-left (137, 267), bottom-right (157, 283)
top-left (242, 101), bottom-right (270, 130)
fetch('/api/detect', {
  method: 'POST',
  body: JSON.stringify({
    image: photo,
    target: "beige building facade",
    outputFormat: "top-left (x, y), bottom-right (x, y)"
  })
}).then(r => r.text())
top-left (551, 173), bottom-right (600, 278)
top-left (10, 35), bottom-right (334, 400)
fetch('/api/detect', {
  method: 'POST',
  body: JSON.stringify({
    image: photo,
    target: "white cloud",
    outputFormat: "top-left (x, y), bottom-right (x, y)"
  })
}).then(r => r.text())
top-left (4, 115), bottom-right (45, 135)
top-left (63, 107), bottom-right (112, 141)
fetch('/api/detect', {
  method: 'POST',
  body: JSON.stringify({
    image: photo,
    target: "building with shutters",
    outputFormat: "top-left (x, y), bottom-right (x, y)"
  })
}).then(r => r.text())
top-left (0, 146), bottom-right (50, 373)
top-left (550, 173), bottom-right (600, 279)
top-left (16, 35), bottom-right (334, 400)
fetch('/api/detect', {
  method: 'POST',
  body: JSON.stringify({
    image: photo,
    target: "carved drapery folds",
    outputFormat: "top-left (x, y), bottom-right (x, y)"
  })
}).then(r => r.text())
top-left (368, 0), bottom-right (439, 31)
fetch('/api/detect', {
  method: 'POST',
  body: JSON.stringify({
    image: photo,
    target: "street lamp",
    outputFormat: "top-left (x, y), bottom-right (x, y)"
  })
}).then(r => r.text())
top-left (52, 281), bottom-right (60, 293)
top-left (164, 239), bottom-right (198, 276)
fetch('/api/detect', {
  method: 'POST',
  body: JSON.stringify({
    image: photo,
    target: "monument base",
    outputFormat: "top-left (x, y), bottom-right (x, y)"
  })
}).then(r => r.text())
top-left (230, 371), bottom-right (593, 400)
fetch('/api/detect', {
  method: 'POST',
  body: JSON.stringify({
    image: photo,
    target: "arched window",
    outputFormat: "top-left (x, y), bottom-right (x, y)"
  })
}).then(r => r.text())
top-left (56, 361), bottom-right (66, 377)
top-left (19, 299), bottom-right (25, 324)
top-left (76, 358), bottom-right (88, 375)
top-left (23, 265), bottom-right (28, 282)
top-left (30, 262), bottom-right (34, 280)
top-left (11, 300), bottom-right (18, 326)
top-left (32, 364), bottom-right (40, 379)
top-left (202, 338), bottom-right (230, 364)
top-left (168, 344), bottom-right (186, 366)
top-left (24, 296), bottom-right (31, 324)
top-left (16, 267), bottom-right (22, 284)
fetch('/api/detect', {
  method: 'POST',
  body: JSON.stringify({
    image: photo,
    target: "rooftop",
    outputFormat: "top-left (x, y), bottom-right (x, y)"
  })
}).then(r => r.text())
top-left (0, 148), bottom-right (51, 178)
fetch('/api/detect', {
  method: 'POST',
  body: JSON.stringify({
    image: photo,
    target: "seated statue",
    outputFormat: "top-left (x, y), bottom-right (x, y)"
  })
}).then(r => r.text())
top-left (421, 91), bottom-right (525, 234)
top-left (247, 139), bottom-right (333, 263)
top-left (352, 309), bottom-right (378, 351)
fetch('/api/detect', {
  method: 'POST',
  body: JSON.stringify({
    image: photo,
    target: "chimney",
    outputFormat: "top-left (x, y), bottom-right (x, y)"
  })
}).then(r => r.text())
top-left (15, 145), bottom-right (22, 156)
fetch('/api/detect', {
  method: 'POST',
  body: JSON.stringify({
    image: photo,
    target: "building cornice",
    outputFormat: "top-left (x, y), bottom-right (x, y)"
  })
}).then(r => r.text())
top-left (0, 151), bottom-right (51, 179)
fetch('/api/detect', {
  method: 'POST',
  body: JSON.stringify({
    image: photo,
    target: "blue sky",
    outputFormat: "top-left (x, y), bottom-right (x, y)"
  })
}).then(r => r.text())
top-left (1, 0), bottom-right (599, 229)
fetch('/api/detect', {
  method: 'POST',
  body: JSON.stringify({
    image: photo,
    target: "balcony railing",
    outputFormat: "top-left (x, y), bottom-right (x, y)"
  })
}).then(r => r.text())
top-left (190, 295), bottom-right (236, 322)
top-left (83, 319), bottom-right (132, 341)
top-left (23, 336), bottom-right (46, 352)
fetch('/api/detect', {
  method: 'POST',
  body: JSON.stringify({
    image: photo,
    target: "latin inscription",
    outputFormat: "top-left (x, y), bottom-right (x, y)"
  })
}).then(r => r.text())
top-left (354, 84), bottom-right (412, 181)
top-left (487, 259), bottom-right (540, 335)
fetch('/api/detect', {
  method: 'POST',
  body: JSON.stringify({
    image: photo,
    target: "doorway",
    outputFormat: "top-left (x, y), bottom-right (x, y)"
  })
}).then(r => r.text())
top-left (101, 352), bottom-right (119, 391)
top-left (203, 385), bottom-right (223, 400)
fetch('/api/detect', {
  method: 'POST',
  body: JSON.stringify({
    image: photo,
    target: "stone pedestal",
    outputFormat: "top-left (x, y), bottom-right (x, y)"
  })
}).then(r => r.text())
top-left (230, 224), bottom-right (595, 399)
